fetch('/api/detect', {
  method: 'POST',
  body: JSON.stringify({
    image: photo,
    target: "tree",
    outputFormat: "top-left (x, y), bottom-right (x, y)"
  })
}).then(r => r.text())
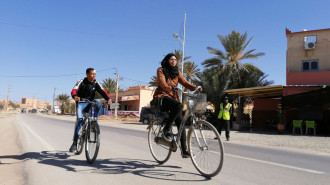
top-left (102, 78), bottom-right (116, 94)
top-left (200, 31), bottom-right (269, 115)
top-left (172, 49), bottom-right (191, 71)
top-left (95, 78), bottom-right (118, 99)
top-left (183, 61), bottom-right (200, 83)
top-left (57, 94), bottom-right (70, 114)
top-left (149, 75), bottom-right (157, 87)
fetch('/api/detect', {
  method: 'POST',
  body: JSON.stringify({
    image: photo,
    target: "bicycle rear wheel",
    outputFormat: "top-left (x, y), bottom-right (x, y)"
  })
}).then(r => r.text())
top-left (85, 121), bottom-right (100, 163)
top-left (148, 120), bottom-right (171, 164)
top-left (188, 120), bottom-right (224, 177)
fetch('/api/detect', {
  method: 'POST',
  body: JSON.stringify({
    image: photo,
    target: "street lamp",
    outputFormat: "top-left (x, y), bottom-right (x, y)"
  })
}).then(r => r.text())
top-left (173, 13), bottom-right (186, 103)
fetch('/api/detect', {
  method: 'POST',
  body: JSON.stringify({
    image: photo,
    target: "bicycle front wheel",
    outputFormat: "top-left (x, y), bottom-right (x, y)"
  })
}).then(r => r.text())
top-left (188, 120), bottom-right (224, 177)
top-left (85, 121), bottom-right (100, 163)
top-left (148, 120), bottom-right (171, 164)
top-left (76, 130), bottom-right (85, 155)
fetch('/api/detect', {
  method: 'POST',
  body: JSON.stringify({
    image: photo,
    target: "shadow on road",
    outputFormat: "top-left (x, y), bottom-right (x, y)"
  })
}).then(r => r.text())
top-left (0, 151), bottom-right (211, 181)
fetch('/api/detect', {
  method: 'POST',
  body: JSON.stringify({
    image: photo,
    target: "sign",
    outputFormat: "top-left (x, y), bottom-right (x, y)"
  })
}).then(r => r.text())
top-left (110, 103), bottom-right (120, 109)
top-left (121, 95), bottom-right (139, 101)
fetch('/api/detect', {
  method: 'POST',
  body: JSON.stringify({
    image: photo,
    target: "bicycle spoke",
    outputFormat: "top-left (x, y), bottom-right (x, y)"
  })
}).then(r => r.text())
top-left (189, 120), bottom-right (224, 177)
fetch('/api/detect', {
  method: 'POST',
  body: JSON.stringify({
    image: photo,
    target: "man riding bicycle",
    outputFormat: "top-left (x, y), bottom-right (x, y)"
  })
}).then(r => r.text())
top-left (69, 68), bottom-right (112, 153)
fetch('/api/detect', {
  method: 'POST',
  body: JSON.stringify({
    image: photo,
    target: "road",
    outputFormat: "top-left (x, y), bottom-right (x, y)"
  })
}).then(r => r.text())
top-left (1, 114), bottom-right (330, 185)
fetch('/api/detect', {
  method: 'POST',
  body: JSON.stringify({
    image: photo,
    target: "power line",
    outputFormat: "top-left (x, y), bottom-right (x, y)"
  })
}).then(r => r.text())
top-left (0, 68), bottom-right (115, 78)
top-left (0, 21), bottom-right (171, 41)
top-left (0, 21), bottom-right (216, 43)
top-left (120, 76), bottom-right (149, 85)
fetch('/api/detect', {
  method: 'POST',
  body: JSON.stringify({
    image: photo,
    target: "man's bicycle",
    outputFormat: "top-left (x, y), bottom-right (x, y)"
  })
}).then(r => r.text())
top-left (76, 99), bottom-right (105, 163)
top-left (147, 86), bottom-right (224, 177)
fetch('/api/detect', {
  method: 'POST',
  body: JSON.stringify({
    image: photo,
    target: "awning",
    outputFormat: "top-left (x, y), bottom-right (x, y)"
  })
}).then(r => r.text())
top-left (282, 86), bottom-right (330, 108)
top-left (226, 85), bottom-right (283, 98)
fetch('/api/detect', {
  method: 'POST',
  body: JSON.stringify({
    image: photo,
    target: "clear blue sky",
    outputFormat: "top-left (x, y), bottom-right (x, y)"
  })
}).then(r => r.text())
top-left (1, 0), bottom-right (330, 103)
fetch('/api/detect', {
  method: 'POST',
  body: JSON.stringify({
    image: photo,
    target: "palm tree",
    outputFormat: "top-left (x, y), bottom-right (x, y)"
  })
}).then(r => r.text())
top-left (200, 31), bottom-right (268, 116)
top-left (183, 61), bottom-right (200, 83)
top-left (203, 30), bottom-right (265, 91)
top-left (56, 94), bottom-right (70, 114)
top-left (172, 49), bottom-right (191, 71)
top-left (204, 31), bottom-right (264, 73)
top-left (149, 75), bottom-right (157, 87)
top-left (102, 78), bottom-right (116, 94)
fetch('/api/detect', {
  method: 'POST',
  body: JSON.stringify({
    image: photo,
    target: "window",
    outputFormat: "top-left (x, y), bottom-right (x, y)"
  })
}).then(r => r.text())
top-left (303, 62), bottom-right (309, 71)
top-left (311, 61), bottom-right (318, 70)
top-left (302, 60), bottom-right (319, 72)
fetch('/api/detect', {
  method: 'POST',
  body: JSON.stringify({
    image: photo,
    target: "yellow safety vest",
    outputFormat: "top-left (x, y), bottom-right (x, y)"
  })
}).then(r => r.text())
top-left (218, 103), bottom-right (232, 120)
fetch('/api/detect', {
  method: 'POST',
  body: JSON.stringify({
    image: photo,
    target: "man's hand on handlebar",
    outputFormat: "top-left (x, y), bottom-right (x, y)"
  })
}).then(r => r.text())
top-left (107, 99), bottom-right (112, 105)
top-left (74, 96), bottom-right (80, 102)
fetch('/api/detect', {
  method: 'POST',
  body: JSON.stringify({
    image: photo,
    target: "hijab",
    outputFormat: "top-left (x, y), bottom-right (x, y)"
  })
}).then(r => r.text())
top-left (161, 53), bottom-right (179, 80)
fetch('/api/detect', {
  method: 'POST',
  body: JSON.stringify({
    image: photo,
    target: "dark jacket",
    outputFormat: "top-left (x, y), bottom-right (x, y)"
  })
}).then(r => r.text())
top-left (71, 78), bottom-right (110, 101)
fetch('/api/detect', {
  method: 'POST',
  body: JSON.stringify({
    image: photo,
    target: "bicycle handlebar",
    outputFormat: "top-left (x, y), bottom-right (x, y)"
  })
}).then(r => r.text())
top-left (173, 86), bottom-right (202, 95)
top-left (78, 98), bottom-right (108, 106)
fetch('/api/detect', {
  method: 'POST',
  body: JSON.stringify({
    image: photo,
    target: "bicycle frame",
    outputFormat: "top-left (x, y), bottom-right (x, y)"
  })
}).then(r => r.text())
top-left (168, 87), bottom-right (210, 151)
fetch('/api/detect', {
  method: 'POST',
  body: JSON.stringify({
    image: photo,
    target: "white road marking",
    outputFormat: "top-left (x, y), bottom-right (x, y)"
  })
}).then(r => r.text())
top-left (20, 120), bottom-right (55, 151)
top-left (226, 153), bottom-right (324, 174)
top-left (190, 144), bottom-right (324, 174)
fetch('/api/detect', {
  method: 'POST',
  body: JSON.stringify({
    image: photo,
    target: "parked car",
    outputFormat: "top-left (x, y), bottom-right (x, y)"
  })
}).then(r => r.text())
top-left (139, 107), bottom-right (155, 124)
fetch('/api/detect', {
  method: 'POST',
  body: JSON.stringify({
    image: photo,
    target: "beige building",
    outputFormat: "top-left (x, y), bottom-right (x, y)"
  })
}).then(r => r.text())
top-left (109, 85), bottom-right (154, 115)
top-left (286, 28), bottom-right (330, 85)
top-left (21, 98), bottom-right (51, 110)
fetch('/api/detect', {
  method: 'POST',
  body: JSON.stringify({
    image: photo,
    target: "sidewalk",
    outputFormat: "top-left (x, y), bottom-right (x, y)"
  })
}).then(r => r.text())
top-left (38, 113), bottom-right (330, 154)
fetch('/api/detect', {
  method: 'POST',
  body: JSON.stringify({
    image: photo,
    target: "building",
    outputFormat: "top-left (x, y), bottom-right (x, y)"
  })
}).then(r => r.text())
top-left (286, 28), bottom-right (330, 85)
top-left (21, 98), bottom-right (51, 111)
top-left (108, 85), bottom-right (154, 116)
top-left (226, 28), bottom-right (330, 134)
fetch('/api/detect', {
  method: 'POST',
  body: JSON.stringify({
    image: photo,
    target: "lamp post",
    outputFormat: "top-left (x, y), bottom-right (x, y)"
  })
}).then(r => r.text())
top-left (173, 12), bottom-right (186, 103)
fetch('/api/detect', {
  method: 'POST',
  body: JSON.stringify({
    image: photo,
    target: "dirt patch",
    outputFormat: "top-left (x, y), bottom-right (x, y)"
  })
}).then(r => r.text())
top-left (0, 113), bottom-right (24, 185)
top-left (98, 114), bottom-right (139, 123)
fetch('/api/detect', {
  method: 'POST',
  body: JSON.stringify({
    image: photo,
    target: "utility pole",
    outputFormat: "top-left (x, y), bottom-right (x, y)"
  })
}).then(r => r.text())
top-left (53, 87), bottom-right (56, 112)
top-left (115, 71), bottom-right (119, 118)
top-left (5, 85), bottom-right (11, 111)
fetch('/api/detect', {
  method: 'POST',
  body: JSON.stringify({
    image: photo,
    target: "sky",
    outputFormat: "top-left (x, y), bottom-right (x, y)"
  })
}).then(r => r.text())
top-left (1, 0), bottom-right (330, 103)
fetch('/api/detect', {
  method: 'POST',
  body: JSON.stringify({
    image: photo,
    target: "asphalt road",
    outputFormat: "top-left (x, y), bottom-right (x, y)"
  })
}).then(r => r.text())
top-left (4, 114), bottom-right (330, 185)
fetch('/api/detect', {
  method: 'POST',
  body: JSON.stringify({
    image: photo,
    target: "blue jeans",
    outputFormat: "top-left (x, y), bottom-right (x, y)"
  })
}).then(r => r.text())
top-left (73, 99), bottom-right (101, 142)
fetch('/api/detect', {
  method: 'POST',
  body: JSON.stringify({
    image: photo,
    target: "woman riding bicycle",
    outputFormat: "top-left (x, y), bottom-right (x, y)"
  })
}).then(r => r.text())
top-left (153, 53), bottom-right (201, 158)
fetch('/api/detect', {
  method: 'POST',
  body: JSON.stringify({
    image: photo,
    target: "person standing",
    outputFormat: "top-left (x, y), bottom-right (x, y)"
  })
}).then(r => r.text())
top-left (216, 96), bottom-right (232, 141)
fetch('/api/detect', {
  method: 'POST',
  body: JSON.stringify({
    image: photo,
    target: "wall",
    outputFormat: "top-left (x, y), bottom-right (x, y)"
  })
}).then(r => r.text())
top-left (252, 98), bottom-right (280, 129)
top-left (138, 89), bottom-right (154, 113)
top-left (286, 29), bottom-right (330, 85)
top-left (283, 86), bottom-right (323, 96)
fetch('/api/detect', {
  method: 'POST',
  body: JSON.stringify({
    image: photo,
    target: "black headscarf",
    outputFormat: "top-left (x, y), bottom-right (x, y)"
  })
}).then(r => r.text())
top-left (161, 53), bottom-right (179, 80)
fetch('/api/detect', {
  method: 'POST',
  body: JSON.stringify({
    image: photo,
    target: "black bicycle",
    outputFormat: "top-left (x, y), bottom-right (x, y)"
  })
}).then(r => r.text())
top-left (147, 86), bottom-right (224, 177)
top-left (76, 99), bottom-right (105, 163)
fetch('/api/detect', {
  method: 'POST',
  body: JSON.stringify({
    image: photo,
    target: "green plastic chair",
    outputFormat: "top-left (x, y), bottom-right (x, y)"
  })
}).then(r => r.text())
top-left (305, 120), bottom-right (316, 135)
top-left (292, 120), bottom-right (303, 135)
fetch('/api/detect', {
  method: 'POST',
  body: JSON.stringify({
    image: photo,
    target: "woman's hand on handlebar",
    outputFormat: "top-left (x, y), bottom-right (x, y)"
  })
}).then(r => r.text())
top-left (196, 86), bottom-right (203, 92)
top-left (107, 99), bottom-right (112, 105)
top-left (74, 96), bottom-right (80, 101)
